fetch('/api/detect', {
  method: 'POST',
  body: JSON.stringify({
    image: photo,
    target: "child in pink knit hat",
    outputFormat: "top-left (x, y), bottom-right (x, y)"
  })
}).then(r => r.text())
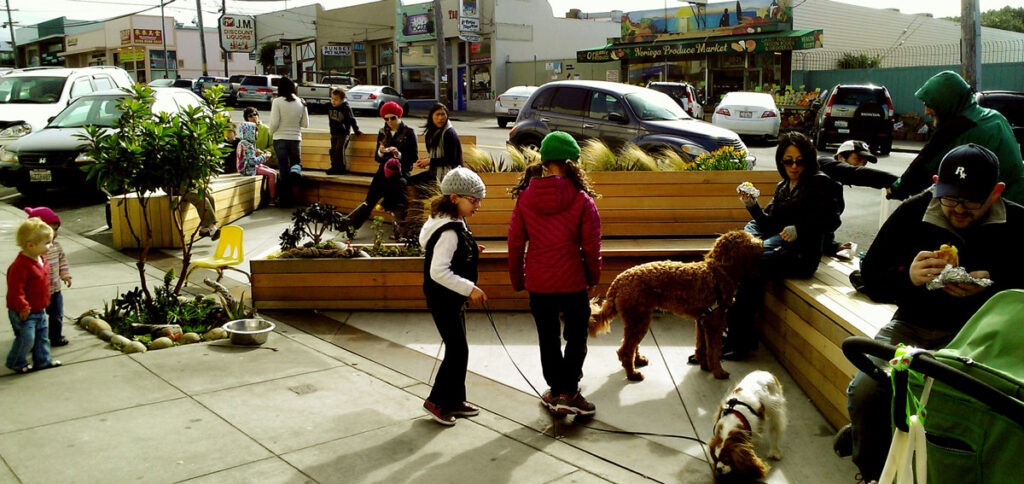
top-left (24, 207), bottom-right (72, 347)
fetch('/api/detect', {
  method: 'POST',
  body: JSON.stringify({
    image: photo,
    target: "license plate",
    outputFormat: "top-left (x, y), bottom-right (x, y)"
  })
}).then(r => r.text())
top-left (740, 111), bottom-right (752, 118)
top-left (351, 94), bottom-right (363, 100)
top-left (30, 169), bottom-right (51, 182)
top-left (835, 120), bottom-right (848, 128)
top-left (507, 109), bottom-right (519, 116)
top-left (838, 128), bottom-right (850, 134)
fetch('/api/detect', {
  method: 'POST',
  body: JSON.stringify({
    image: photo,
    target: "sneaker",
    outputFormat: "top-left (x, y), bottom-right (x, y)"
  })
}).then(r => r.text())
top-left (52, 336), bottom-right (69, 347)
top-left (541, 389), bottom-right (563, 414)
top-left (556, 392), bottom-right (596, 416)
top-left (210, 227), bottom-right (221, 241)
top-left (11, 365), bottom-right (31, 374)
top-left (36, 360), bottom-right (61, 370)
top-left (449, 402), bottom-right (479, 417)
top-left (422, 399), bottom-right (456, 426)
top-left (834, 423), bottom-right (853, 457)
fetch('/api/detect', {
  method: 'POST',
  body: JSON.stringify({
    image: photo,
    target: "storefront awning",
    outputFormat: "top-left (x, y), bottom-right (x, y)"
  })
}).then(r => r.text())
top-left (577, 29), bottom-right (823, 63)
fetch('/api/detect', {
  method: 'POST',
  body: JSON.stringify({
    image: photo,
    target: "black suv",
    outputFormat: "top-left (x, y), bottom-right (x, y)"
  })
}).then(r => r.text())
top-left (509, 80), bottom-right (752, 165)
top-left (976, 90), bottom-right (1024, 153)
top-left (812, 84), bottom-right (895, 155)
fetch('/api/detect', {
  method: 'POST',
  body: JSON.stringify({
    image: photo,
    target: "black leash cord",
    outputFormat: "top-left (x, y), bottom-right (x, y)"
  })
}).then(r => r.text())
top-left (481, 302), bottom-right (708, 446)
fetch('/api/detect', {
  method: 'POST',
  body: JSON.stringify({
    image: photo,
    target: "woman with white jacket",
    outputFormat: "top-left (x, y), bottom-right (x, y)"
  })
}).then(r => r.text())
top-left (268, 76), bottom-right (309, 207)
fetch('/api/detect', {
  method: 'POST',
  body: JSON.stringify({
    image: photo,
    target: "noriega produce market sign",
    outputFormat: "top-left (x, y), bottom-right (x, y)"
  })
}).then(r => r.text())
top-left (577, 29), bottom-right (822, 63)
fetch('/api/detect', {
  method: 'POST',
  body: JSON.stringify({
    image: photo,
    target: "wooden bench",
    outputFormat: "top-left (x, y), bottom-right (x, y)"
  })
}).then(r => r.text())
top-left (110, 174), bottom-right (262, 249)
top-left (757, 256), bottom-right (896, 429)
top-left (251, 238), bottom-right (715, 310)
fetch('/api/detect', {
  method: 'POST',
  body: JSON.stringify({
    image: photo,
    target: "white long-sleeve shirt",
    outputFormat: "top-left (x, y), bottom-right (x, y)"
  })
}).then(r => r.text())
top-left (268, 96), bottom-right (309, 141)
top-left (419, 215), bottom-right (476, 297)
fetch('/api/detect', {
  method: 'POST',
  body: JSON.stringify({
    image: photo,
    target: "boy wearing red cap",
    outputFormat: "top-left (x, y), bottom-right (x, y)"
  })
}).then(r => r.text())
top-left (24, 207), bottom-right (72, 347)
top-left (342, 101), bottom-right (418, 233)
top-left (6, 218), bottom-right (61, 373)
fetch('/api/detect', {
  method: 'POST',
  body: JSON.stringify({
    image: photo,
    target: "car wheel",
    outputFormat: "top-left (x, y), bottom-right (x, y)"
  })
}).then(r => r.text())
top-left (878, 139), bottom-right (892, 156)
top-left (517, 135), bottom-right (542, 152)
top-left (498, 118), bottom-right (509, 128)
top-left (815, 129), bottom-right (827, 151)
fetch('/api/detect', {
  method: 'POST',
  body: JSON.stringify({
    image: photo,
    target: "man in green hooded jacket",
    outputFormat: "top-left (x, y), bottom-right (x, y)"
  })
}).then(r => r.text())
top-left (888, 71), bottom-right (1024, 204)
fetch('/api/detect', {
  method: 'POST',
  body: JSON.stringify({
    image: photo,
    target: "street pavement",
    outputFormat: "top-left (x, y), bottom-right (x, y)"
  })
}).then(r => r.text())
top-left (0, 198), bottom-right (866, 483)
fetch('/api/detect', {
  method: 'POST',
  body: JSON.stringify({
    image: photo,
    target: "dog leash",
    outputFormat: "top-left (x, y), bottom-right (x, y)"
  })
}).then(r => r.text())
top-left (481, 301), bottom-right (708, 446)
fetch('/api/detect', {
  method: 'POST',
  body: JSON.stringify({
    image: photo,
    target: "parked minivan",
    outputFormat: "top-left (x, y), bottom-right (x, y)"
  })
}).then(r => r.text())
top-left (235, 75), bottom-right (283, 106)
top-left (509, 81), bottom-right (752, 166)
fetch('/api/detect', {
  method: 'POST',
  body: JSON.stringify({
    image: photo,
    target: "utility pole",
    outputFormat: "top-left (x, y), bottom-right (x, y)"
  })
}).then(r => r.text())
top-left (961, 0), bottom-right (981, 91)
top-left (433, 0), bottom-right (446, 107)
top-left (160, 0), bottom-right (169, 78)
top-left (4, 0), bottom-right (18, 68)
top-left (221, 0), bottom-right (228, 76)
top-left (196, 0), bottom-right (208, 76)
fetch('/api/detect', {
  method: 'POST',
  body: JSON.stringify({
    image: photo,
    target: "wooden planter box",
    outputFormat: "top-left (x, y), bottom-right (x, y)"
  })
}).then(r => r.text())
top-left (252, 240), bottom-right (715, 310)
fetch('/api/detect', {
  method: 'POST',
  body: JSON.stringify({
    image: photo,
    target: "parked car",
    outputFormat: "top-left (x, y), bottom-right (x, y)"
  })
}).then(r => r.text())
top-left (235, 74), bottom-right (282, 106)
top-left (194, 76), bottom-right (231, 97)
top-left (811, 84), bottom-right (895, 155)
top-left (976, 90), bottom-right (1024, 153)
top-left (297, 75), bottom-right (360, 107)
top-left (509, 80), bottom-right (753, 166)
top-left (646, 81), bottom-right (704, 119)
top-left (227, 74), bottom-right (247, 103)
top-left (346, 85), bottom-right (408, 116)
top-left (0, 87), bottom-right (207, 197)
top-left (494, 86), bottom-right (538, 128)
top-left (148, 78), bottom-right (196, 90)
top-left (0, 66), bottom-right (134, 149)
top-left (711, 91), bottom-right (780, 140)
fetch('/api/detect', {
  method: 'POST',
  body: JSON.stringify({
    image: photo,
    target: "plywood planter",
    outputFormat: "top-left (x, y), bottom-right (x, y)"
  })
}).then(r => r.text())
top-left (251, 240), bottom-right (717, 311)
top-left (470, 170), bottom-right (780, 238)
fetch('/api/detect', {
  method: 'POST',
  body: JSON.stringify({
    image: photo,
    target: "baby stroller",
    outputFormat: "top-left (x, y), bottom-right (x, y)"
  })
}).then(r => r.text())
top-left (843, 289), bottom-right (1024, 484)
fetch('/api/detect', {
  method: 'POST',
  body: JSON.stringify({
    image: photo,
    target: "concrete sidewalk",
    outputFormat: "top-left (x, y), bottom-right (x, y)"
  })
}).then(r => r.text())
top-left (0, 202), bottom-right (859, 483)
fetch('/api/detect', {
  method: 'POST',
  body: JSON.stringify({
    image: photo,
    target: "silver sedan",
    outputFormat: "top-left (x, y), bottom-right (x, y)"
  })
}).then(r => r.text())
top-left (347, 85), bottom-right (409, 116)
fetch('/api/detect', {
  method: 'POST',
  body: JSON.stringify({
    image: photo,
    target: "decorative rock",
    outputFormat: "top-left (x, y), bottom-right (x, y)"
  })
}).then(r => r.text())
top-left (97, 330), bottom-right (115, 342)
top-left (123, 341), bottom-right (147, 354)
top-left (87, 318), bottom-right (111, 334)
top-left (79, 315), bottom-right (97, 328)
top-left (203, 328), bottom-right (228, 340)
top-left (180, 332), bottom-right (202, 344)
top-left (110, 334), bottom-right (131, 347)
top-left (149, 337), bottom-right (174, 350)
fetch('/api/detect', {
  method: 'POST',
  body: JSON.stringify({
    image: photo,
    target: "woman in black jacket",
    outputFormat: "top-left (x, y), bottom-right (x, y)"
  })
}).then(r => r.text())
top-left (412, 103), bottom-right (463, 187)
top-left (723, 132), bottom-right (843, 359)
top-left (342, 101), bottom-right (418, 232)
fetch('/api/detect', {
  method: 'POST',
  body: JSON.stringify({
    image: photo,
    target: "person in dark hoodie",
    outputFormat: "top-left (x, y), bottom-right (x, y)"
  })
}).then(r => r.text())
top-left (508, 131), bottom-right (602, 417)
top-left (722, 131), bottom-right (843, 360)
top-left (413, 103), bottom-right (463, 186)
top-left (419, 167), bottom-right (487, 426)
top-left (834, 144), bottom-right (1024, 481)
top-left (819, 139), bottom-right (897, 257)
top-left (326, 88), bottom-right (362, 175)
top-left (888, 70), bottom-right (1024, 204)
top-left (342, 101), bottom-right (417, 233)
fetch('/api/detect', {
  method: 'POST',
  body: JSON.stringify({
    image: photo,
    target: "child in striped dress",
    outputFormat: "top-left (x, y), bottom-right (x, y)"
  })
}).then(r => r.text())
top-left (24, 207), bottom-right (71, 347)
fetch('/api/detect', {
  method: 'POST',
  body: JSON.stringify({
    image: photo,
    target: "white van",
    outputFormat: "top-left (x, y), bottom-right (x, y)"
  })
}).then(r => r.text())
top-left (0, 66), bottom-right (134, 147)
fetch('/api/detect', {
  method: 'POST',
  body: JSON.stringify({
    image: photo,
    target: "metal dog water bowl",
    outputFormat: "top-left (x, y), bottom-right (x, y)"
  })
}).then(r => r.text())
top-left (223, 319), bottom-right (275, 346)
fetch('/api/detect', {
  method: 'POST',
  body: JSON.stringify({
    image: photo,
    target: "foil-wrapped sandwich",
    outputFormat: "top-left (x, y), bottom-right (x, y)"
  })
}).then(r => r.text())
top-left (926, 244), bottom-right (993, 290)
top-left (736, 182), bottom-right (760, 199)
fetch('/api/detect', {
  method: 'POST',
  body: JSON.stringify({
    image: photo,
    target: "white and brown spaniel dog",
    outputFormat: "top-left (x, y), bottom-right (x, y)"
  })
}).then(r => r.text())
top-left (708, 370), bottom-right (786, 481)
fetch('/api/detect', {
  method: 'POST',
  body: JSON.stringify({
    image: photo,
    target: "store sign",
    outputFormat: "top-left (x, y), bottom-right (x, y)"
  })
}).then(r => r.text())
top-left (459, 0), bottom-right (478, 19)
top-left (459, 17), bottom-right (479, 32)
top-left (578, 29), bottom-right (822, 63)
top-left (67, 37), bottom-right (78, 48)
top-left (120, 29), bottom-right (131, 46)
top-left (219, 14), bottom-right (256, 53)
top-left (322, 44), bottom-right (352, 57)
top-left (459, 33), bottom-right (482, 43)
top-left (353, 42), bottom-right (365, 52)
top-left (620, 0), bottom-right (793, 43)
top-left (120, 49), bottom-right (145, 62)
top-left (379, 45), bottom-right (394, 65)
top-left (396, 3), bottom-right (436, 43)
top-left (133, 29), bottom-right (163, 45)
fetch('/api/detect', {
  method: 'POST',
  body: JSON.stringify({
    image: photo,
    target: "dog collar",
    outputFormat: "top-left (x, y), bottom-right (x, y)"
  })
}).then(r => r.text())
top-left (718, 398), bottom-right (761, 432)
top-left (698, 301), bottom-right (722, 321)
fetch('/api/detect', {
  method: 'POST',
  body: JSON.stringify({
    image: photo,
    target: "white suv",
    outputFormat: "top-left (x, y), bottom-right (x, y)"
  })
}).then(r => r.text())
top-left (0, 66), bottom-right (134, 147)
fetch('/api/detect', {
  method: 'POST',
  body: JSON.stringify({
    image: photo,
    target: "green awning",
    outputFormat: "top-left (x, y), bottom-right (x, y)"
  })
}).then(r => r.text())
top-left (577, 29), bottom-right (823, 63)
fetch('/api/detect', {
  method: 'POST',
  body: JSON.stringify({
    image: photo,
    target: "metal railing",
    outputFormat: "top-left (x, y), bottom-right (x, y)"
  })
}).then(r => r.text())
top-left (793, 39), bottom-right (1024, 71)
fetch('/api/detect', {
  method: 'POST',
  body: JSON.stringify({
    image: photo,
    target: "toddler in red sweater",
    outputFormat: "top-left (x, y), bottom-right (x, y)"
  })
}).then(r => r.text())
top-left (5, 218), bottom-right (61, 373)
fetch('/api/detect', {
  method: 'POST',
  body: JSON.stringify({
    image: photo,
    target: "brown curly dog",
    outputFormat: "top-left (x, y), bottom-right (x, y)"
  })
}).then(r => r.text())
top-left (588, 231), bottom-right (763, 380)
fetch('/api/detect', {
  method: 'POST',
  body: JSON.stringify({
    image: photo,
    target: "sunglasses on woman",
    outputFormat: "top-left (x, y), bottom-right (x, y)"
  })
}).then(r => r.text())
top-left (384, 115), bottom-right (399, 121)
top-left (781, 159), bottom-right (804, 167)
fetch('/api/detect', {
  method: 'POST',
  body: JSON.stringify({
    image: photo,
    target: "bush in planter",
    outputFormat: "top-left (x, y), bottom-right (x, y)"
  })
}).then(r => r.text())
top-left (687, 146), bottom-right (748, 171)
top-left (277, 203), bottom-right (360, 258)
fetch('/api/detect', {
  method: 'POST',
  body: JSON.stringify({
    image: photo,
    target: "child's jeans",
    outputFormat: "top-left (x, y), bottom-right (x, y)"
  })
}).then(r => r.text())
top-left (6, 310), bottom-right (51, 371)
top-left (46, 291), bottom-right (64, 341)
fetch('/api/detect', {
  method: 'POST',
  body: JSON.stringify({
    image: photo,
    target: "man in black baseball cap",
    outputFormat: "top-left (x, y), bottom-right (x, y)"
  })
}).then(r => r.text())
top-left (835, 143), bottom-right (1024, 481)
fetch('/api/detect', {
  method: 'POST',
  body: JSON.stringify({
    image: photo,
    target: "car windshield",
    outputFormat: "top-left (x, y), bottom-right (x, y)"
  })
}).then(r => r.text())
top-left (240, 76), bottom-right (266, 86)
top-left (624, 91), bottom-right (688, 121)
top-left (836, 88), bottom-right (886, 106)
top-left (650, 84), bottom-right (687, 99)
top-left (49, 95), bottom-right (125, 128)
top-left (0, 76), bottom-right (68, 104)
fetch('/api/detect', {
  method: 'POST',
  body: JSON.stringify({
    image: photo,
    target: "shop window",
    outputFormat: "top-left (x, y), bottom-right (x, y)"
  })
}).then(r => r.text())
top-left (355, 51), bottom-right (367, 66)
top-left (401, 67), bottom-right (436, 100)
top-left (469, 39), bottom-right (491, 64)
top-left (402, 45), bottom-right (436, 67)
top-left (550, 87), bottom-right (587, 116)
top-left (469, 65), bottom-right (491, 101)
top-left (588, 92), bottom-right (625, 121)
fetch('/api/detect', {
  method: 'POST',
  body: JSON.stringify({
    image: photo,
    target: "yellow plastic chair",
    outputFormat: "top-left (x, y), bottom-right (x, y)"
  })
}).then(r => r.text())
top-left (186, 225), bottom-right (252, 285)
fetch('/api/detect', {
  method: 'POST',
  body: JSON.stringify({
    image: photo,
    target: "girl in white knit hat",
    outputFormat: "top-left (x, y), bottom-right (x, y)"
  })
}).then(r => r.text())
top-left (418, 167), bottom-right (488, 426)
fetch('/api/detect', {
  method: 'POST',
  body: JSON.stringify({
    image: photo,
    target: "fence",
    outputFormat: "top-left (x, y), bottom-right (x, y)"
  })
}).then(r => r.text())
top-left (793, 39), bottom-right (1024, 71)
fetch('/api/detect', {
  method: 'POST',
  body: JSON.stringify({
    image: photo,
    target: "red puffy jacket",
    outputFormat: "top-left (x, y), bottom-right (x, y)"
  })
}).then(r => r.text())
top-left (507, 176), bottom-right (601, 293)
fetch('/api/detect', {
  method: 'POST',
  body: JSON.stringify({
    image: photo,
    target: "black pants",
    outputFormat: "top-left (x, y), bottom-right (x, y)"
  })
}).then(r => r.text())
top-left (329, 133), bottom-right (348, 172)
top-left (529, 290), bottom-right (591, 396)
top-left (274, 139), bottom-right (301, 205)
top-left (426, 294), bottom-right (469, 410)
